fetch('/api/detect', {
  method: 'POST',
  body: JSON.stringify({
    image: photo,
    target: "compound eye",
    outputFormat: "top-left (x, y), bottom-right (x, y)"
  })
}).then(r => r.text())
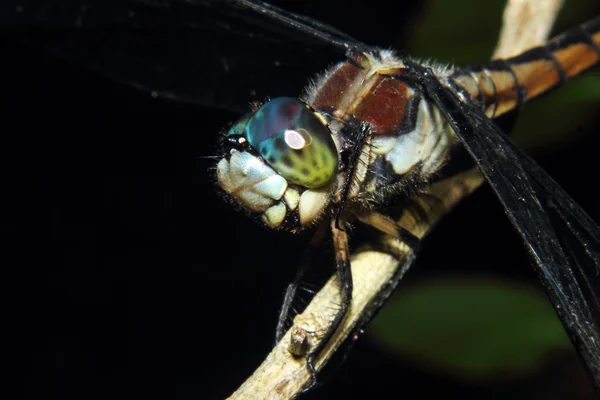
top-left (244, 97), bottom-right (338, 188)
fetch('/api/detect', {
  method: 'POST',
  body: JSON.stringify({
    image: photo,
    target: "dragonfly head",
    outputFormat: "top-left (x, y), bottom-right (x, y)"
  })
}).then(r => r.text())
top-left (216, 97), bottom-right (339, 230)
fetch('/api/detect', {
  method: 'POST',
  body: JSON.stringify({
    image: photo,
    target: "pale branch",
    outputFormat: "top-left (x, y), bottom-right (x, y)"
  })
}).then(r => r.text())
top-left (493, 0), bottom-right (563, 59)
top-left (227, 0), bottom-right (564, 398)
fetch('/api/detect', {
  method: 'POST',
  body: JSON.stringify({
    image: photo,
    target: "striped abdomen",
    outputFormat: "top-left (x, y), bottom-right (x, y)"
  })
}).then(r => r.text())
top-left (453, 16), bottom-right (600, 118)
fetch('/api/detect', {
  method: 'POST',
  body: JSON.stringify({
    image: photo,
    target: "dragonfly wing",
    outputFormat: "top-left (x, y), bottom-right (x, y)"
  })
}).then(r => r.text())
top-left (229, 0), bottom-right (369, 51)
top-left (422, 71), bottom-right (600, 390)
top-left (0, 0), bottom-right (370, 112)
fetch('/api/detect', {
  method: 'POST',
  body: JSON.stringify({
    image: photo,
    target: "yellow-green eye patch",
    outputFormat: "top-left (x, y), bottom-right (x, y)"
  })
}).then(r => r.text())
top-left (243, 97), bottom-right (338, 188)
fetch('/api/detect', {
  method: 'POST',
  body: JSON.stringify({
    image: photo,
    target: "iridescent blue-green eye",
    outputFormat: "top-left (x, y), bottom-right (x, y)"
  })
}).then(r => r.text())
top-left (242, 97), bottom-right (338, 188)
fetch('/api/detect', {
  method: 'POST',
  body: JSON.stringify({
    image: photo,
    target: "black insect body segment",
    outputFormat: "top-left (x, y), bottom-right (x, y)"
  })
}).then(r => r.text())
top-left (453, 15), bottom-right (600, 118)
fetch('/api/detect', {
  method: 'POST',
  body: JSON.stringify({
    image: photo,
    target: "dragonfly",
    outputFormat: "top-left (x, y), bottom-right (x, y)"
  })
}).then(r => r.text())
top-left (213, 0), bottom-right (600, 395)
top-left (4, 0), bottom-right (600, 397)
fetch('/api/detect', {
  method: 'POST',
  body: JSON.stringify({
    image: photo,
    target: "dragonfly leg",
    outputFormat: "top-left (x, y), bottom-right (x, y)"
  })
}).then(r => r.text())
top-left (275, 222), bottom-right (328, 344)
top-left (355, 210), bottom-right (420, 249)
top-left (334, 121), bottom-right (370, 231)
top-left (303, 217), bottom-right (353, 392)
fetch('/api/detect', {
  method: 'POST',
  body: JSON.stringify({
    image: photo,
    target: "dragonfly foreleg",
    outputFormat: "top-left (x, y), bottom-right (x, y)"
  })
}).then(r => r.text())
top-left (355, 210), bottom-right (420, 250)
top-left (303, 217), bottom-right (354, 393)
top-left (275, 222), bottom-right (328, 344)
top-left (334, 121), bottom-right (371, 231)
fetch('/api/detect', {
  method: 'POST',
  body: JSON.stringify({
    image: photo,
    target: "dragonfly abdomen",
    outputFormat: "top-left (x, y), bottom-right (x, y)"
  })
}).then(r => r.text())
top-left (453, 15), bottom-right (600, 118)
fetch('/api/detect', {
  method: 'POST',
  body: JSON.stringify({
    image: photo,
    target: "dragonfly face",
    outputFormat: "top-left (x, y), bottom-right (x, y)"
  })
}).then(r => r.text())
top-left (217, 97), bottom-right (338, 229)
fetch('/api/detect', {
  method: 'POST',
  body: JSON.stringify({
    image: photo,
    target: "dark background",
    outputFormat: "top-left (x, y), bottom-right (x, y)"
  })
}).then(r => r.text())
top-left (3, 1), bottom-right (600, 399)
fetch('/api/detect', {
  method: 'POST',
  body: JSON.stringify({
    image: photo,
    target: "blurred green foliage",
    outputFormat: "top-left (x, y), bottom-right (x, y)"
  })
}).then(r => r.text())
top-left (370, 277), bottom-right (570, 379)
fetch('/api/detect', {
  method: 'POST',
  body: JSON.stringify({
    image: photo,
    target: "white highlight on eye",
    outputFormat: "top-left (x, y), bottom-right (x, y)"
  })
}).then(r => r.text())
top-left (284, 129), bottom-right (311, 150)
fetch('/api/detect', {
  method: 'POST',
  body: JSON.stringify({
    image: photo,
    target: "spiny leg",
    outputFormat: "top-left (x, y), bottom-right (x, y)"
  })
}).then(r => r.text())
top-left (334, 121), bottom-right (370, 231)
top-left (303, 217), bottom-right (353, 392)
top-left (276, 221), bottom-right (328, 344)
top-left (328, 211), bottom-right (421, 363)
top-left (355, 210), bottom-right (420, 250)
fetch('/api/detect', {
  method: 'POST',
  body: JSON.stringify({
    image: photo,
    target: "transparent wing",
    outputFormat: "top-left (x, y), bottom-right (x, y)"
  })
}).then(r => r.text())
top-left (229, 0), bottom-right (368, 50)
top-left (0, 0), bottom-right (371, 112)
top-left (422, 71), bottom-right (600, 390)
